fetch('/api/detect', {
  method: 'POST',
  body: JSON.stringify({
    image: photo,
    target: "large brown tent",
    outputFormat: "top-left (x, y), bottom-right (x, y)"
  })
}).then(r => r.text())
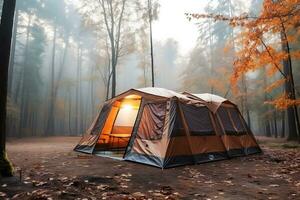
top-left (74, 88), bottom-right (261, 168)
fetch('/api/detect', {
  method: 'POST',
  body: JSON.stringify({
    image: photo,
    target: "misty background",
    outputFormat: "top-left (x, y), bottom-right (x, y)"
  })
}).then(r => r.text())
top-left (1, 0), bottom-right (298, 138)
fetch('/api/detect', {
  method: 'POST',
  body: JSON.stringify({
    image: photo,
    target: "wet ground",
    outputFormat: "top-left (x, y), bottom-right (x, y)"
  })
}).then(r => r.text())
top-left (0, 136), bottom-right (299, 199)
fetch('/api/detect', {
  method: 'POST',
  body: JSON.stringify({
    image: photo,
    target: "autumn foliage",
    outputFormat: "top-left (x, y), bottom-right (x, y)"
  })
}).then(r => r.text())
top-left (187, 0), bottom-right (300, 110)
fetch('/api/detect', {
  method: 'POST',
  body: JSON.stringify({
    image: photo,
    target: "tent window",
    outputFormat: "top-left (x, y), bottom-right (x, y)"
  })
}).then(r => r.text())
top-left (228, 108), bottom-right (247, 133)
top-left (137, 102), bottom-right (167, 140)
top-left (181, 104), bottom-right (215, 136)
top-left (114, 108), bottom-right (139, 127)
top-left (98, 105), bottom-right (119, 135)
top-left (171, 113), bottom-right (185, 137)
top-left (217, 107), bottom-right (236, 134)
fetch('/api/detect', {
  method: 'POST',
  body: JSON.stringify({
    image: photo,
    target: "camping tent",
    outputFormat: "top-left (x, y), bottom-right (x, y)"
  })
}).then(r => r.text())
top-left (74, 87), bottom-right (261, 168)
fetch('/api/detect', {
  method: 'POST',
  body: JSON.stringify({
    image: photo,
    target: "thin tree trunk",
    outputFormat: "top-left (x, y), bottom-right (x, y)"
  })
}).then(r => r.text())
top-left (266, 120), bottom-right (271, 137)
top-left (148, 0), bottom-right (155, 87)
top-left (51, 35), bottom-right (70, 135)
top-left (19, 14), bottom-right (32, 137)
top-left (111, 47), bottom-right (116, 97)
top-left (68, 88), bottom-right (72, 135)
top-left (242, 75), bottom-right (251, 127)
top-left (100, 0), bottom-right (127, 97)
top-left (263, 68), bottom-right (271, 137)
top-left (273, 110), bottom-right (278, 138)
top-left (281, 111), bottom-right (285, 138)
top-left (13, 65), bottom-right (22, 103)
top-left (90, 65), bottom-right (95, 118)
top-left (46, 24), bottom-right (57, 135)
top-left (76, 46), bottom-right (82, 135)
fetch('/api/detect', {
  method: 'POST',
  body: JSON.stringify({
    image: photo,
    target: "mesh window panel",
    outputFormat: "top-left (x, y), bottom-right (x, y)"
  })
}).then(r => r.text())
top-left (137, 102), bottom-right (167, 140)
top-left (92, 104), bottom-right (114, 135)
top-left (217, 107), bottom-right (236, 134)
top-left (181, 104), bottom-right (214, 136)
top-left (228, 108), bottom-right (246, 133)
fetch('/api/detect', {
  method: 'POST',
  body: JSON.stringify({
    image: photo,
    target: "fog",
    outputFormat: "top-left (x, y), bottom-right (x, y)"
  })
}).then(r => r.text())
top-left (2, 0), bottom-right (298, 138)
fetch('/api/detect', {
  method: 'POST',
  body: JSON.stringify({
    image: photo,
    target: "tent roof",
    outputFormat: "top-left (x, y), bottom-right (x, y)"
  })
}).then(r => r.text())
top-left (134, 87), bottom-right (190, 100)
top-left (190, 93), bottom-right (228, 104)
top-left (183, 92), bottom-right (236, 113)
top-left (111, 88), bottom-right (235, 108)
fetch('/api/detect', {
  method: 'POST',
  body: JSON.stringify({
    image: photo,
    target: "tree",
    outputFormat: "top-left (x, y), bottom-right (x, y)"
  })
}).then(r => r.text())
top-left (19, 23), bottom-right (45, 136)
top-left (79, 0), bottom-right (154, 98)
top-left (137, 0), bottom-right (159, 88)
top-left (99, 0), bottom-right (127, 97)
top-left (187, 0), bottom-right (300, 141)
top-left (42, 0), bottom-right (68, 135)
top-left (0, 0), bottom-right (16, 177)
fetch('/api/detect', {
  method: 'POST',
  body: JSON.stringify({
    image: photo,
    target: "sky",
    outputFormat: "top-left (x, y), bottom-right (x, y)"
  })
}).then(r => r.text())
top-left (69, 0), bottom-right (209, 55)
top-left (152, 0), bottom-right (209, 55)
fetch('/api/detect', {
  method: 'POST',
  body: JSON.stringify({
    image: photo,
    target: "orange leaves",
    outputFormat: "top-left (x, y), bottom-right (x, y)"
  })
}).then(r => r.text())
top-left (265, 78), bottom-right (286, 93)
top-left (187, 0), bottom-right (300, 110)
top-left (226, 0), bottom-right (300, 106)
top-left (265, 93), bottom-right (300, 110)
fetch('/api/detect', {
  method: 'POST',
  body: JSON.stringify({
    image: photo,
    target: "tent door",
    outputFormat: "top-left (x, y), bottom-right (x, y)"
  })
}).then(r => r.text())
top-left (94, 97), bottom-right (142, 158)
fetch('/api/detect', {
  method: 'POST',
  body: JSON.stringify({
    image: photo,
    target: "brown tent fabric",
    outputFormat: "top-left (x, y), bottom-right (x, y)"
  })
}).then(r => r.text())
top-left (137, 102), bottom-right (167, 140)
top-left (74, 87), bottom-right (261, 168)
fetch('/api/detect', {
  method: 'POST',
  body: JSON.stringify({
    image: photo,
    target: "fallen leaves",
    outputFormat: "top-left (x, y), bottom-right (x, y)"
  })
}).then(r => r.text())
top-left (0, 192), bottom-right (7, 197)
top-left (2, 137), bottom-right (300, 200)
top-left (269, 184), bottom-right (280, 187)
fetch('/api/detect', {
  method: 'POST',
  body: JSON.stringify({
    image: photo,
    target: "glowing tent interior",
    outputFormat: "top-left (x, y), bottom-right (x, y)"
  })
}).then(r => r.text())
top-left (74, 88), bottom-right (261, 168)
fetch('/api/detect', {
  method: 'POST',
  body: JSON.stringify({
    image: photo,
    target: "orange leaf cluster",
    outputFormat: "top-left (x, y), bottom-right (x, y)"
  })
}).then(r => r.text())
top-left (188, 0), bottom-right (300, 109)
top-left (265, 93), bottom-right (300, 110)
top-left (265, 78), bottom-right (286, 93)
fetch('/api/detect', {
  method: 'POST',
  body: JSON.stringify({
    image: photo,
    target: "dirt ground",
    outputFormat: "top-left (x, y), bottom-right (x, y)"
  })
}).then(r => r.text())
top-left (1, 136), bottom-right (300, 200)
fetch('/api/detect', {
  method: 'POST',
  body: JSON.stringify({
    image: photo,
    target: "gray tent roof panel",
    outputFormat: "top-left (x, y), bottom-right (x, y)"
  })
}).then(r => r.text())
top-left (135, 87), bottom-right (191, 100)
top-left (191, 93), bottom-right (228, 104)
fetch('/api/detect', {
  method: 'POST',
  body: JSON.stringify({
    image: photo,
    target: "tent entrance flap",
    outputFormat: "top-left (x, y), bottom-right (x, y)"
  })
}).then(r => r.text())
top-left (94, 96), bottom-right (141, 155)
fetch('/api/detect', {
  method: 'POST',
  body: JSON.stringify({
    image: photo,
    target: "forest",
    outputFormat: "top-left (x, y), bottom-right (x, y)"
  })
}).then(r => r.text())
top-left (0, 0), bottom-right (300, 199)
top-left (0, 0), bottom-right (299, 140)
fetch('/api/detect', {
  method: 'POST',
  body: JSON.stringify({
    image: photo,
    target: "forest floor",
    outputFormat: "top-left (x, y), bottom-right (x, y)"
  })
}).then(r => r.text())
top-left (1, 136), bottom-right (300, 200)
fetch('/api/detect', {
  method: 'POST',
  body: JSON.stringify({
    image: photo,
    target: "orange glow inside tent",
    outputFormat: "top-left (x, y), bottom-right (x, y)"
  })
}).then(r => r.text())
top-left (96, 95), bottom-right (141, 151)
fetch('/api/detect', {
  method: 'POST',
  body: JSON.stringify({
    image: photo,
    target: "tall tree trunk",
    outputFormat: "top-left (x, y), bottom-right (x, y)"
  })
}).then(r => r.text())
top-left (281, 111), bottom-right (285, 138)
top-left (105, 53), bottom-right (112, 100)
top-left (148, 0), bottom-right (155, 87)
top-left (281, 30), bottom-right (299, 141)
top-left (100, 0), bottom-right (127, 97)
top-left (111, 47), bottom-right (116, 97)
top-left (13, 65), bottom-right (22, 103)
top-left (19, 13), bottom-right (32, 137)
top-left (46, 24), bottom-right (57, 135)
top-left (266, 121), bottom-right (271, 137)
top-left (7, 6), bottom-right (18, 96)
top-left (263, 69), bottom-right (271, 137)
top-left (242, 75), bottom-right (251, 127)
top-left (68, 87), bottom-right (72, 135)
top-left (6, 6), bottom-right (18, 138)
top-left (75, 46), bottom-right (82, 135)
top-left (273, 110), bottom-right (278, 138)
top-left (79, 63), bottom-right (83, 134)
top-left (0, 0), bottom-right (16, 177)
top-left (50, 35), bottom-right (69, 135)
top-left (90, 65), bottom-right (95, 118)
